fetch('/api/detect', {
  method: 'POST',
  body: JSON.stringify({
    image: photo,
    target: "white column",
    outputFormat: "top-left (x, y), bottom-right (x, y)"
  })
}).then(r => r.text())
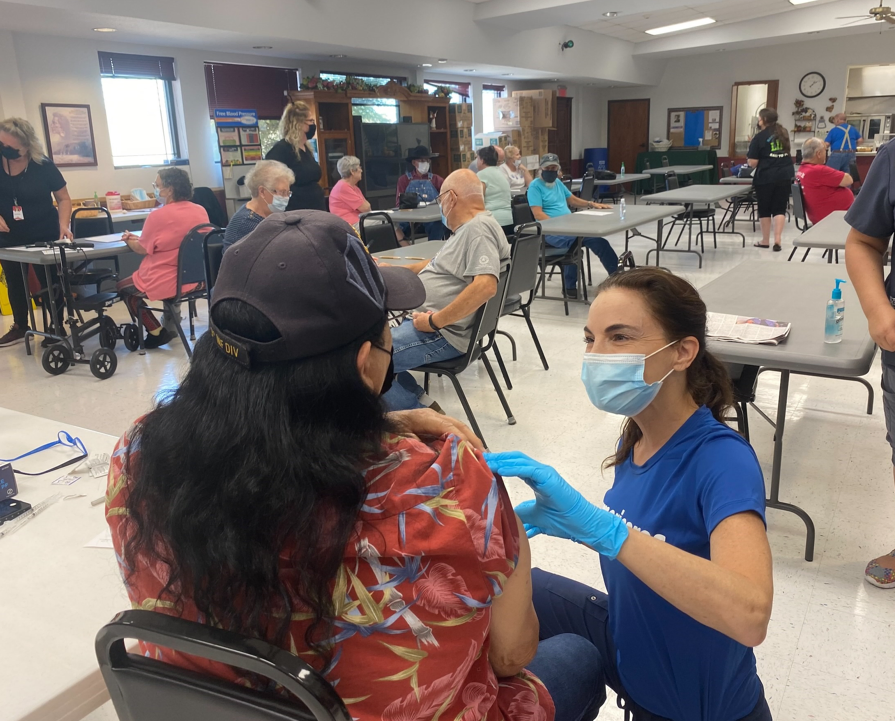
top-left (0, 30), bottom-right (27, 119)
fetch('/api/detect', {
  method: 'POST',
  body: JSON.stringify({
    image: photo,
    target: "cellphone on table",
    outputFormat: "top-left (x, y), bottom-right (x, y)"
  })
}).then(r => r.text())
top-left (0, 498), bottom-right (32, 525)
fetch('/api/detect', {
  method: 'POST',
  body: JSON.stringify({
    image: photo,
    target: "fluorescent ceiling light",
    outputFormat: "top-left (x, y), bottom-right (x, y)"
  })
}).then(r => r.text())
top-left (789, 0), bottom-right (818, 4)
top-left (93, 27), bottom-right (116, 32)
top-left (645, 17), bottom-right (716, 35)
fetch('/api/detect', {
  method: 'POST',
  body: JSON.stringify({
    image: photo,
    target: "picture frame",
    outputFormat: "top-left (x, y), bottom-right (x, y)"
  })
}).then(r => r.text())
top-left (40, 103), bottom-right (98, 167)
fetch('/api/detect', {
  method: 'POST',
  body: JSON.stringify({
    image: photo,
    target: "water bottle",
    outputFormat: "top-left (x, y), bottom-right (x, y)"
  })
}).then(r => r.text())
top-left (619, 197), bottom-right (626, 220)
top-left (620, 162), bottom-right (626, 177)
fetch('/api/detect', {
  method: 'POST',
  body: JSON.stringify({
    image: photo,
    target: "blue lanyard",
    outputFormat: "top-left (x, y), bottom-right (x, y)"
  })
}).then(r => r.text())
top-left (2, 431), bottom-right (89, 476)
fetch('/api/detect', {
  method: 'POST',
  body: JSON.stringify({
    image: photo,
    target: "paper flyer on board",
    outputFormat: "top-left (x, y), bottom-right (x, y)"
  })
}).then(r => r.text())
top-left (706, 312), bottom-right (791, 345)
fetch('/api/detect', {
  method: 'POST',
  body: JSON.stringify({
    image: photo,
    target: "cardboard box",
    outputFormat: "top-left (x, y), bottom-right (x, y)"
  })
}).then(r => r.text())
top-left (534, 128), bottom-right (549, 156)
top-left (521, 154), bottom-right (540, 170)
top-left (451, 150), bottom-right (476, 167)
top-left (511, 89), bottom-right (556, 128)
top-left (450, 127), bottom-right (472, 142)
top-left (474, 132), bottom-right (509, 149)
top-left (449, 103), bottom-right (472, 117)
top-left (493, 97), bottom-right (534, 131)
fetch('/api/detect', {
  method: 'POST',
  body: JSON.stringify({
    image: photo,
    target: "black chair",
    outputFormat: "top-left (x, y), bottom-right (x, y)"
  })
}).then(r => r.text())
top-left (419, 268), bottom-right (515, 448)
top-left (661, 172), bottom-right (719, 252)
top-left (359, 212), bottom-right (400, 253)
top-left (726, 364), bottom-right (760, 441)
top-left (496, 224), bottom-right (549, 383)
top-left (96, 610), bottom-right (350, 721)
top-left (70, 206), bottom-right (119, 287)
top-left (661, 156), bottom-right (670, 167)
top-left (134, 223), bottom-right (219, 357)
top-left (786, 183), bottom-right (835, 263)
top-left (203, 229), bottom-right (225, 291)
top-left (192, 187), bottom-right (229, 228)
top-left (644, 158), bottom-right (662, 195)
top-left (577, 174), bottom-right (595, 202)
top-left (848, 161), bottom-right (861, 195)
top-left (721, 166), bottom-right (732, 178)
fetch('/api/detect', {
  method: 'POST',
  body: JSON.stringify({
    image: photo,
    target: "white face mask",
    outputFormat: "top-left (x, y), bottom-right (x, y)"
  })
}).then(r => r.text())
top-left (416, 161), bottom-right (430, 174)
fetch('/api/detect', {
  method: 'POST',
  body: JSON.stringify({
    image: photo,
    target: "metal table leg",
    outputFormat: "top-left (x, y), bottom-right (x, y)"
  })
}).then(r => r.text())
top-left (767, 369), bottom-right (816, 562)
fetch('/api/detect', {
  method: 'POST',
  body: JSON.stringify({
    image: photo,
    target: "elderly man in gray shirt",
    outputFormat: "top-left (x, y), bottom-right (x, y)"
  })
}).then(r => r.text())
top-left (381, 169), bottom-right (510, 411)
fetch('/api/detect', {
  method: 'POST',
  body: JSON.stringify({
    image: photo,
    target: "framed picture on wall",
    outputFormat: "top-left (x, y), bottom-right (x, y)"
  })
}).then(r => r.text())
top-left (40, 103), bottom-right (98, 167)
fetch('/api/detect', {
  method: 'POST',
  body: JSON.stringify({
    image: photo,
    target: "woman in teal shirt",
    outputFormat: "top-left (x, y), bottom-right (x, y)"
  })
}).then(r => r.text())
top-left (486, 267), bottom-right (774, 721)
top-left (476, 145), bottom-right (513, 235)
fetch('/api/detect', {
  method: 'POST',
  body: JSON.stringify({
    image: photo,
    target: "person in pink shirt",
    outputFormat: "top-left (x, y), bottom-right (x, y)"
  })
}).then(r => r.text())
top-left (116, 167), bottom-right (209, 349)
top-left (328, 155), bottom-right (371, 228)
top-left (796, 137), bottom-right (854, 224)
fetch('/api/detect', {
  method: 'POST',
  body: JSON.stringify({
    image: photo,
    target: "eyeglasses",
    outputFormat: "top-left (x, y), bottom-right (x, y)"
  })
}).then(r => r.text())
top-left (263, 187), bottom-right (292, 198)
top-left (435, 190), bottom-right (455, 208)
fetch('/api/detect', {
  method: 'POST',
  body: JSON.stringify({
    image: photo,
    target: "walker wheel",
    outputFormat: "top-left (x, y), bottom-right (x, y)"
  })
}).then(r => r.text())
top-left (100, 316), bottom-right (118, 349)
top-left (90, 348), bottom-right (117, 380)
top-left (41, 345), bottom-right (71, 375)
top-left (122, 324), bottom-right (141, 352)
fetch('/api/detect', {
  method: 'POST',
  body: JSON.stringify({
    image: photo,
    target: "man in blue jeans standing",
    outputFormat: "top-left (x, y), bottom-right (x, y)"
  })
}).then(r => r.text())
top-left (381, 169), bottom-right (510, 411)
top-left (528, 153), bottom-right (618, 298)
top-left (824, 113), bottom-right (862, 173)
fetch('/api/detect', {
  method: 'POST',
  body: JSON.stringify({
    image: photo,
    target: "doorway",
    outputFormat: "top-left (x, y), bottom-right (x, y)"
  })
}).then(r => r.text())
top-left (608, 99), bottom-right (650, 173)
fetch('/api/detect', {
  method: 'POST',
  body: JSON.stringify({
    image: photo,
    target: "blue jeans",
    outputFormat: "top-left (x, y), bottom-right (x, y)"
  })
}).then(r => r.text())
top-left (826, 151), bottom-right (855, 173)
top-left (382, 318), bottom-right (462, 411)
top-left (531, 568), bottom-right (773, 721)
top-left (528, 634), bottom-right (606, 721)
top-left (545, 235), bottom-right (617, 288)
top-left (398, 220), bottom-right (445, 240)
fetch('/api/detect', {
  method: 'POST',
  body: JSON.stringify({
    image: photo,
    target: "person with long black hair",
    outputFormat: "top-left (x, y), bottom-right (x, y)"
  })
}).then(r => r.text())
top-left (105, 211), bottom-right (605, 721)
top-left (747, 107), bottom-right (794, 251)
top-left (486, 268), bottom-right (775, 721)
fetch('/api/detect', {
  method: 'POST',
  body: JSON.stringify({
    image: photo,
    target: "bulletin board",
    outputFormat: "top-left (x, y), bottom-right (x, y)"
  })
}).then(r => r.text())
top-left (667, 106), bottom-right (723, 149)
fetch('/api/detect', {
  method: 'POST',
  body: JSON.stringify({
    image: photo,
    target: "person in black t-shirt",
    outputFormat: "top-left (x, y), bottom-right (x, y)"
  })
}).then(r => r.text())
top-left (264, 101), bottom-right (325, 212)
top-left (747, 108), bottom-right (794, 252)
top-left (0, 117), bottom-right (72, 347)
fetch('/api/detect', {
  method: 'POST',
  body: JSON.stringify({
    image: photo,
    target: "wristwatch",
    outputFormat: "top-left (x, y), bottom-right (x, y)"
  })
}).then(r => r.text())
top-left (428, 313), bottom-right (442, 331)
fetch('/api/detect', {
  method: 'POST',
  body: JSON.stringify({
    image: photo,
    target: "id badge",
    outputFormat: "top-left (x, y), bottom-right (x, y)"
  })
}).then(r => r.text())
top-left (12, 205), bottom-right (23, 221)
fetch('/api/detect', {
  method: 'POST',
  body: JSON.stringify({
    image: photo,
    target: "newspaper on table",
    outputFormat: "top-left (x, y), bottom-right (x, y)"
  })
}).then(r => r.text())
top-left (706, 312), bottom-right (791, 345)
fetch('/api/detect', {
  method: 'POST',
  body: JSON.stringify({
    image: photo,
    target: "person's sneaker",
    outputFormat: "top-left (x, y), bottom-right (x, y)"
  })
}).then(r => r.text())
top-left (143, 328), bottom-right (175, 349)
top-left (865, 550), bottom-right (895, 588)
top-left (562, 286), bottom-right (578, 299)
top-left (0, 324), bottom-right (26, 347)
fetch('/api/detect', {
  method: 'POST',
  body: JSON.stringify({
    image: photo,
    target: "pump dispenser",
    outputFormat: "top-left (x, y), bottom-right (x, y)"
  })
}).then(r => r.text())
top-left (824, 278), bottom-right (846, 344)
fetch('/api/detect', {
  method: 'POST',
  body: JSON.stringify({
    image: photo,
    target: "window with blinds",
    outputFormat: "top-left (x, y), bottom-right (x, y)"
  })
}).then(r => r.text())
top-left (98, 52), bottom-right (182, 167)
top-left (204, 63), bottom-right (299, 120)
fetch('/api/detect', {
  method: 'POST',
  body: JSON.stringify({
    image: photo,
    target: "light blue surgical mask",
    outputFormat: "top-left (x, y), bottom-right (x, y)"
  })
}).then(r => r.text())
top-left (268, 193), bottom-right (289, 213)
top-left (580, 340), bottom-right (677, 416)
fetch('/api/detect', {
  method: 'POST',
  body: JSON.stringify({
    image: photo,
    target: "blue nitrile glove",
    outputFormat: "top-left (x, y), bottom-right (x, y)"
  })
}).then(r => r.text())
top-left (484, 451), bottom-right (630, 560)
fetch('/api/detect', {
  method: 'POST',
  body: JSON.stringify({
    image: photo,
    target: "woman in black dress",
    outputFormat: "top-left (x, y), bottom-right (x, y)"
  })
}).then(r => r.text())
top-left (747, 108), bottom-right (794, 251)
top-left (0, 117), bottom-right (72, 347)
top-left (265, 101), bottom-right (325, 211)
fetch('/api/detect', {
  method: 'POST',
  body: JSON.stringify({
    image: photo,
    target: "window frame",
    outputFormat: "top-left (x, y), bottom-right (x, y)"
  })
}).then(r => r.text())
top-left (320, 71), bottom-right (408, 86)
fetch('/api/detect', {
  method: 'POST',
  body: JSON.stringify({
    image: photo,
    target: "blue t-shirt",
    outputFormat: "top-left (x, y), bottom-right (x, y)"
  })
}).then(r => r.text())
top-left (527, 178), bottom-right (571, 218)
top-left (222, 204), bottom-right (264, 251)
top-left (824, 124), bottom-right (861, 152)
top-left (600, 406), bottom-right (767, 721)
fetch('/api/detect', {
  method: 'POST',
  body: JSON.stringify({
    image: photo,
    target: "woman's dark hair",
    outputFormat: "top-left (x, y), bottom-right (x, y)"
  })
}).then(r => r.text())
top-left (121, 299), bottom-right (393, 665)
top-left (477, 145), bottom-right (499, 167)
top-left (758, 108), bottom-right (791, 154)
top-left (158, 167), bottom-right (193, 202)
top-left (596, 268), bottom-right (733, 468)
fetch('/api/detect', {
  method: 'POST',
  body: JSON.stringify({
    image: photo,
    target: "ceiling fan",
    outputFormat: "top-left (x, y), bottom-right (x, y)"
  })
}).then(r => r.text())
top-left (836, 5), bottom-right (895, 25)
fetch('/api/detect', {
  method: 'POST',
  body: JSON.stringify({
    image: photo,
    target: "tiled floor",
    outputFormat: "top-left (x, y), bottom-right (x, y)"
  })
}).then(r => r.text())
top-left (7, 203), bottom-right (892, 721)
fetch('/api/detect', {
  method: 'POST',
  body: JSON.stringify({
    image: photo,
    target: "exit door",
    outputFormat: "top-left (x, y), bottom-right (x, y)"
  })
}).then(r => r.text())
top-left (608, 99), bottom-right (650, 173)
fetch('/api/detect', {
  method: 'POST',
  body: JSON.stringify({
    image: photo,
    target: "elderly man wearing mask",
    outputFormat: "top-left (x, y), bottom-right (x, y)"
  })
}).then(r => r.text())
top-left (395, 145), bottom-right (444, 241)
top-left (222, 160), bottom-right (295, 252)
top-left (380, 169), bottom-right (511, 412)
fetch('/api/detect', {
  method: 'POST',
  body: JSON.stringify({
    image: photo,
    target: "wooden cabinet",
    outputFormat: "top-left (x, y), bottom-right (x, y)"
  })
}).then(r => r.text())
top-left (288, 84), bottom-right (450, 192)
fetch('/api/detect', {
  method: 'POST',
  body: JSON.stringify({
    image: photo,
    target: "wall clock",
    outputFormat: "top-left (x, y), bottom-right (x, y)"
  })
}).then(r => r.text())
top-left (799, 72), bottom-right (826, 98)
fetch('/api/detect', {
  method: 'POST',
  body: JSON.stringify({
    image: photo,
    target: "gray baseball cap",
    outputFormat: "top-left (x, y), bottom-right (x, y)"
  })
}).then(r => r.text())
top-left (209, 210), bottom-right (424, 367)
top-left (539, 153), bottom-right (561, 168)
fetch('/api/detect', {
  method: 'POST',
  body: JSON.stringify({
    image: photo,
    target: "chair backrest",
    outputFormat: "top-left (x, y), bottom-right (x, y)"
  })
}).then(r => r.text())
top-left (644, 159), bottom-right (651, 170)
top-left (468, 267), bottom-right (511, 358)
top-left (359, 212), bottom-right (399, 253)
top-left (203, 230), bottom-right (225, 291)
top-left (661, 156), bottom-right (670, 167)
top-left (96, 610), bottom-right (350, 721)
top-left (71, 207), bottom-right (113, 238)
top-left (848, 161), bottom-right (860, 185)
top-left (791, 182), bottom-right (810, 232)
top-left (721, 166), bottom-right (732, 178)
top-left (506, 223), bottom-right (542, 298)
top-left (664, 170), bottom-right (680, 191)
top-left (176, 223), bottom-right (219, 300)
top-left (512, 202), bottom-right (535, 227)
top-left (561, 176), bottom-right (573, 190)
top-left (578, 174), bottom-right (595, 202)
top-left (192, 187), bottom-right (229, 228)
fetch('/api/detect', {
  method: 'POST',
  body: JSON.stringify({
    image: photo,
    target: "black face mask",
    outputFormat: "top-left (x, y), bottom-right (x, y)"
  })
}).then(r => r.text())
top-left (373, 343), bottom-right (395, 395)
top-left (306, 124), bottom-right (317, 141)
top-left (541, 169), bottom-right (558, 183)
top-left (0, 144), bottom-right (21, 160)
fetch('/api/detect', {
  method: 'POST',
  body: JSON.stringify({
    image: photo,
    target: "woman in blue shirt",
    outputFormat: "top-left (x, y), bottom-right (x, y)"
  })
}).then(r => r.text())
top-left (486, 267), bottom-right (773, 721)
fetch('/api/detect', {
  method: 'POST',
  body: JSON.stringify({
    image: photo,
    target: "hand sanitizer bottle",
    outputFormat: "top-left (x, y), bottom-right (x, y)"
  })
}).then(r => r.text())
top-left (619, 197), bottom-right (626, 220)
top-left (824, 279), bottom-right (846, 344)
top-left (620, 162), bottom-right (626, 177)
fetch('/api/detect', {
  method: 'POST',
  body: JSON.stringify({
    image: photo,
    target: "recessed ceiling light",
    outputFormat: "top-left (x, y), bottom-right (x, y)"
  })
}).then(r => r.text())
top-left (789, 0), bottom-right (818, 4)
top-left (464, 69), bottom-right (476, 72)
top-left (603, 11), bottom-right (619, 17)
top-left (645, 17), bottom-right (715, 35)
top-left (329, 54), bottom-right (347, 58)
top-left (253, 45), bottom-right (273, 49)
top-left (93, 27), bottom-right (116, 32)
top-left (421, 63), bottom-right (432, 67)
top-left (437, 59), bottom-right (448, 64)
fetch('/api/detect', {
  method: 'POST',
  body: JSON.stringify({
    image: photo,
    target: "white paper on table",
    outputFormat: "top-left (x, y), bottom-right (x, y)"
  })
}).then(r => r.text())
top-left (85, 528), bottom-right (114, 549)
top-left (89, 235), bottom-right (128, 243)
top-left (578, 210), bottom-right (613, 216)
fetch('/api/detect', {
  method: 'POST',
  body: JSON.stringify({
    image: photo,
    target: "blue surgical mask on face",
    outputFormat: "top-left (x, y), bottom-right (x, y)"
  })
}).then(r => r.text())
top-left (580, 340), bottom-right (677, 416)
top-left (439, 196), bottom-right (453, 228)
top-left (268, 193), bottom-right (289, 213)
